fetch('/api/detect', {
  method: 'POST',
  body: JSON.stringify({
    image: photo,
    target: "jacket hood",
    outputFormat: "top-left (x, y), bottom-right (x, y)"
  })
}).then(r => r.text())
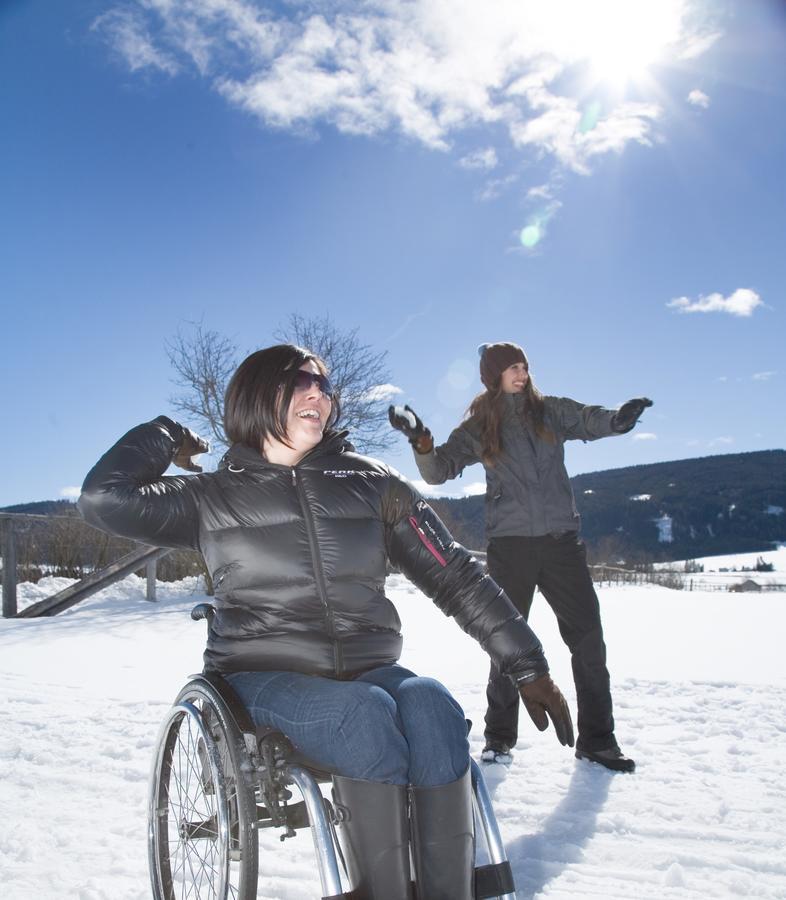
top-left (219, 429), bottom-right (355, 471)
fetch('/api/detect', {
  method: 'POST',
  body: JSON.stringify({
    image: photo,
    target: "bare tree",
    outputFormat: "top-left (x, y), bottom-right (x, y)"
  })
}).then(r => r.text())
top-left (166, 322), bottom-right (238, 448)
top-left (166, 316), bottom-right (397, 457)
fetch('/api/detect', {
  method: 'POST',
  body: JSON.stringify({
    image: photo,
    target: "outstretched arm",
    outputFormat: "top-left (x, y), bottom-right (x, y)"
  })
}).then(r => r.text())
top-left (550, 395), bottom-right (653, 441)
top-left (78, 416), bottom-right (207, 550)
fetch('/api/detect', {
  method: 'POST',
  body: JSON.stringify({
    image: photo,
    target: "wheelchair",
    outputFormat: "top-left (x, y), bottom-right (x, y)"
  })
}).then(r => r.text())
top-left (147, 604), bottom-right (517, 900)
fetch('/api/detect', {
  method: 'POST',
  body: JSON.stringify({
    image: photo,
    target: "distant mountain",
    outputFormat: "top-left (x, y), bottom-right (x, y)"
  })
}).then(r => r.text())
top-left (430, 450), bottom-right (786, 563)
top-left (0, 499), bottom-right (78, 516)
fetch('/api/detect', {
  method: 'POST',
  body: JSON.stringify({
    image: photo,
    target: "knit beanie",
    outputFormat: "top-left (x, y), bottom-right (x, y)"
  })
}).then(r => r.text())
top-left (477, 342), bottom-right (529, 389)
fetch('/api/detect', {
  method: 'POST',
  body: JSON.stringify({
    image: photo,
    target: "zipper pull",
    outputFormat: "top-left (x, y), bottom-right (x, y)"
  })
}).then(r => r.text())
top-left (292, 468), bottom-right (297, 485)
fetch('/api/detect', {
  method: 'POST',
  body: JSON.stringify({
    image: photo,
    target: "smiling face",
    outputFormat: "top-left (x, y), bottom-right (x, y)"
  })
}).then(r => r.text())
top-left (286, 360), bottom-right (333, 450)
top-left (500, 361), bottom-right (529, 394)
top-left (262, 360), bottom-right (333, 465)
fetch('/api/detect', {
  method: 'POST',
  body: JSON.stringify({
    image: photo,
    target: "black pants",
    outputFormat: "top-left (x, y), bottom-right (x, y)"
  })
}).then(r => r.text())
top-left (484, 532), bottom-right (616, 752)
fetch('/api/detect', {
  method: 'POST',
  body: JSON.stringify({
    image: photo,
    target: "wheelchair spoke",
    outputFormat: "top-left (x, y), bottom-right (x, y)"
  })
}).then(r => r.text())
top-left (150, 683), bottom-right (258, 900)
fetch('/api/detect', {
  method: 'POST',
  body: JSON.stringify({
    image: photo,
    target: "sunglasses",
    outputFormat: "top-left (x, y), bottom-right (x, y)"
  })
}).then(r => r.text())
top-left (292, 369), bottom-right (335, 397)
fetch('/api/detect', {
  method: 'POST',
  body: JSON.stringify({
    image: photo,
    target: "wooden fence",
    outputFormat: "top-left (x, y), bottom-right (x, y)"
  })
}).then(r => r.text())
top-left (1, 512), bottom-right (171, 617)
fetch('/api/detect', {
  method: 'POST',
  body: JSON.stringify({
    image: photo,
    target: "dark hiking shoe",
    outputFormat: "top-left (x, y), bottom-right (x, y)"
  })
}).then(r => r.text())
top-left (480, 742), bottom-right (513, 765)
top-left (575, 746), bottom-right (635, 773)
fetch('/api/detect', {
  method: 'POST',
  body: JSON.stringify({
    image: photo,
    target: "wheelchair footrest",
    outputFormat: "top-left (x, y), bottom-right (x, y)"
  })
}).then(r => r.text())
top-left (257, 800), bottom-right (311, 831)
top-left (475, 860), bottom-right (515, 898)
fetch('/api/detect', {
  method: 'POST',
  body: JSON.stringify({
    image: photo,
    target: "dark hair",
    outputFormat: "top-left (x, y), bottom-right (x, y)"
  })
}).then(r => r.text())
top-left (466, 372), bottom-right (553, 466)
top-left (224, 344), bottom-right (340, 450)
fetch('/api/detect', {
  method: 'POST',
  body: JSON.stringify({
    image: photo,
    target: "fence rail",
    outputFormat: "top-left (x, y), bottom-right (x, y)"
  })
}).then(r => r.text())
top-left (1, 512), bottom-right (171, 617)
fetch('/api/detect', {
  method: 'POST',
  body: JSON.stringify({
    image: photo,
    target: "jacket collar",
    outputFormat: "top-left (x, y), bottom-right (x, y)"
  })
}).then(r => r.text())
top-left (502, 392), bottom-right (527, 417)
top-left (219, 429), bottom-right (354, 472)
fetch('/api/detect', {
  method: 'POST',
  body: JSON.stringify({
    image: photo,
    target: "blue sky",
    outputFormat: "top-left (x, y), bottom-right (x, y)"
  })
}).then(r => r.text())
top-left (1, 0), bottom-right (784, 507)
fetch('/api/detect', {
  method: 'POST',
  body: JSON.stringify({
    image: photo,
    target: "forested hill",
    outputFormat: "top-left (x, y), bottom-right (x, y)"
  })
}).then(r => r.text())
top-left (1, 500), bottom-right (78, 516)
top-left (429, 450), bottom-right (786, 563)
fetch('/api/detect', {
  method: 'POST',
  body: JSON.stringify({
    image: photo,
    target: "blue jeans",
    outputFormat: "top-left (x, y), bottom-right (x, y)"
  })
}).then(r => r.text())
top-left (225, 664), bottom-right (469, 786)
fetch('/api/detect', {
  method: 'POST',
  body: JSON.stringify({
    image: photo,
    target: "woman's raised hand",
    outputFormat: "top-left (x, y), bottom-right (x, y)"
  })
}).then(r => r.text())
top-left (173, 428), bottom-right (210, 472)
top-left (388, 405), bottom-right (434, 454)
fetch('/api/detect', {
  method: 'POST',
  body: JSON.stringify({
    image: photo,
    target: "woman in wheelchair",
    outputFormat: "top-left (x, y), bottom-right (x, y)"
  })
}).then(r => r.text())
top-left (79, 343), bottom-right (573, 900)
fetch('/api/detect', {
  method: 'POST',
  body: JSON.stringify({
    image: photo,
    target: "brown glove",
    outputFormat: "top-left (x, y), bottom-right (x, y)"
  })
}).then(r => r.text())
top-left (173, 428), bottom-right (210, 472)
top-left (518, 674), bottom-right (575, 747)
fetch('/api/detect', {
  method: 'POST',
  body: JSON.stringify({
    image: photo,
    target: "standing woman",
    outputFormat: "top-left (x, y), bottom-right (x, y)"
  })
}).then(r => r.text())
top-left (79, 343), bottom-right (573, 900)
top-left (390, 342), bottom-right (652, 773)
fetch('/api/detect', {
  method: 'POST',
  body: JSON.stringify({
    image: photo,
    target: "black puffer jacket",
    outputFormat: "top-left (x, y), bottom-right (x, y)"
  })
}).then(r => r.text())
top-left (78, 417), bottom-right (548, 683)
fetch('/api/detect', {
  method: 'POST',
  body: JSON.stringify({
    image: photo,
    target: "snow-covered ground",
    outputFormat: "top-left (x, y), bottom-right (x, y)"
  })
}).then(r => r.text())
top-left (2, 566), bottom-right (785, 899)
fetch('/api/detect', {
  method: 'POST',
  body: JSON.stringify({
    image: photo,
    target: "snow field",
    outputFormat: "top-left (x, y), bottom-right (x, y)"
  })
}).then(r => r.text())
top-left (1, 567), bottom-right (784, 899)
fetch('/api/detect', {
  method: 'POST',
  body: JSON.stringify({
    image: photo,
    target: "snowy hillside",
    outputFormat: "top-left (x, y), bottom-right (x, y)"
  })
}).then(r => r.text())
top-left (2, 567), bottom-right (785, 899)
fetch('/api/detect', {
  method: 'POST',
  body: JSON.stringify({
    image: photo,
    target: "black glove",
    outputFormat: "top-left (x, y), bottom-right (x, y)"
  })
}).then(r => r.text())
top-left (173, 427), bottom-right (210, 472)
top-left (388, 405), bottom-right (434, 454)
top-left (518, 674), bottom-right (575, 747)
top-left (612, 397), bottom-right (653, 434)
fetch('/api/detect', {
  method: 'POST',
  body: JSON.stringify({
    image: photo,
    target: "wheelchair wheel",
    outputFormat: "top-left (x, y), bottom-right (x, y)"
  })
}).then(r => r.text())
top-left (148, 681), bottom-right (259, 900)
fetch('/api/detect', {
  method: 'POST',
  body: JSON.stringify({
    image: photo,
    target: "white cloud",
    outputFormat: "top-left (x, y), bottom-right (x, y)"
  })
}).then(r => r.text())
top-left (95, 1), bottom-right (719, 174)
top-left (60, 486), bottom-right (81, 499)
top-left (410, 479), bottom-right (485, 499)
top-left (752, 371), bottom-right (776, 381)
top-left (687, 88), bottom-right (710, 108)
top-left (633, 432), bottom-right (657, 441)
top-left (92, 9), bottom-right (180, 75)
top-left (410, 479), bottom-right (445, 498)
top-left (710, 436), bottom-right (734, 447)
top-left (510, 92), bottom-right (661, 174)
top-left (364, 383), bottom-right (403, 402)
top-left (385, 304), bottom-right (432, 342)
top-left (677, 30), bottom-right (722, 60)
top-left (526, 183), bottom-right (553, 200)
top-left (477, 173), bottom-right (518, 202)
top-left (667, 288), bottom-right (763, 317)
top-left (459, 147), bottom-right (498, 170)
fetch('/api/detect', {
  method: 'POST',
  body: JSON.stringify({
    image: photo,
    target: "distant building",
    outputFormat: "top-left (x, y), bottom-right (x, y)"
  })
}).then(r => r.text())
top-left (729, 579), bottom-right (762, 593)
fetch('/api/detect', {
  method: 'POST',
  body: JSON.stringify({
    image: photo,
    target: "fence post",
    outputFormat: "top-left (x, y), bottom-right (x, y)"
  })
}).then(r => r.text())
top-left (2, 521), bottom-right (18, 617)
top-left (146, 557), bottom-right (157, 602)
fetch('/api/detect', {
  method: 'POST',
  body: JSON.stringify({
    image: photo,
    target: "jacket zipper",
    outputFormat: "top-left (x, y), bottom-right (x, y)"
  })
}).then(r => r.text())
top-left (292, 468), bottom-right (343, 677)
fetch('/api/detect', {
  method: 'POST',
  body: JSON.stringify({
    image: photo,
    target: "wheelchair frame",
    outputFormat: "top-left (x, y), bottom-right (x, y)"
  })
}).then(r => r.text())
top-left (147, 606), bottom-right (517, 900)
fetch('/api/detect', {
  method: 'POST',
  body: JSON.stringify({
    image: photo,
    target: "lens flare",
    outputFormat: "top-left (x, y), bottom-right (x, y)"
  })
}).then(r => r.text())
top-left (579, 100), bottom-right (602, 134)
top-left (520, 225), bottom-right (542, 248)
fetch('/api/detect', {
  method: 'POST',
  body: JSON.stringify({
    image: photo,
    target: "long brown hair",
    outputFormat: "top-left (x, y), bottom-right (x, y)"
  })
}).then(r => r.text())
top-left (466, 376), bottom-right (553, 466)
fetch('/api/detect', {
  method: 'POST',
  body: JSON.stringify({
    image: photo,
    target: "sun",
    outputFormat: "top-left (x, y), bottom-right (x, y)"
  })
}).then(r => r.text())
top-left (566, 0), bottom-right (685, 87)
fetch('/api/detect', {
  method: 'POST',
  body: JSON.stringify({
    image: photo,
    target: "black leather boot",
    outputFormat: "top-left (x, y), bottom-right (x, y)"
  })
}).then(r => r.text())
top-left (409, 768), bottom-right (474, 900)
top-left (331, 775), bottom-right (414, 900)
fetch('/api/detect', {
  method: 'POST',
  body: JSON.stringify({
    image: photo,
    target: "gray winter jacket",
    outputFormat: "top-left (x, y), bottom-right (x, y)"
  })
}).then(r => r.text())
top-left (78, 416), bottom-right (549, 683)
top-left (415, 394), bottom-right (620, 538)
